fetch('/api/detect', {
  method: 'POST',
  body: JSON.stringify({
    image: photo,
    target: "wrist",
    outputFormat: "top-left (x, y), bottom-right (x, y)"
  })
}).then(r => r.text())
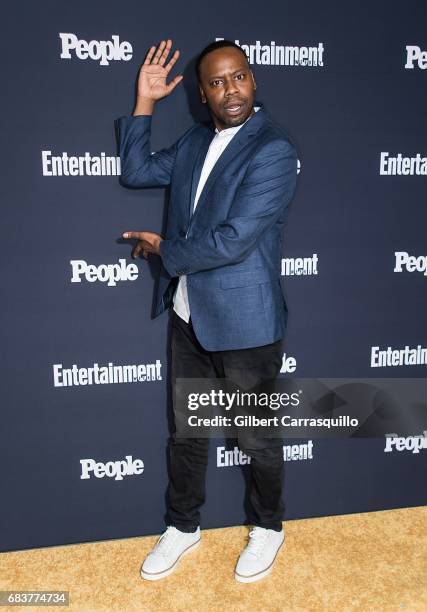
top-left (155, 236), bottom-right (163, 255)
top-left (133, 97), bottom-right (155, 116)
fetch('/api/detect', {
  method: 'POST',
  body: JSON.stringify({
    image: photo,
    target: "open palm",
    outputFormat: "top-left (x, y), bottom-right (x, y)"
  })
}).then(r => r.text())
top-left (137, 39), bottom-right (183, 101)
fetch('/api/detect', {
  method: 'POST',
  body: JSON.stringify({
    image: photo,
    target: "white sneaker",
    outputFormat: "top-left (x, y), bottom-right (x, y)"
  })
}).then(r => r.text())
top-left (235, 526), bottom-right (285, 583)
top-left (140, 526), bottom-right (201, 581)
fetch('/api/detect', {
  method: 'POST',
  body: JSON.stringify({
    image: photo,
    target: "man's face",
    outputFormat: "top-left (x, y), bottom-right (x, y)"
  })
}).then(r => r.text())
top-left (198, 47), bottom-right (257, 131)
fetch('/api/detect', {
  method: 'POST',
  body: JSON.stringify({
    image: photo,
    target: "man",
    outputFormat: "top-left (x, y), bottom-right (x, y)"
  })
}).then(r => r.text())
top-left (116, 38), bottom-right (298, 582)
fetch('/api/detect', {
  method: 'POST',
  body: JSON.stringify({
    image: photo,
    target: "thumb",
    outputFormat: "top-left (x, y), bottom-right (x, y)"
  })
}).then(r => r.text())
top-left (166, 75), bottom-right (184, 94)
top-left (123, 231), bottom-right (142, 240)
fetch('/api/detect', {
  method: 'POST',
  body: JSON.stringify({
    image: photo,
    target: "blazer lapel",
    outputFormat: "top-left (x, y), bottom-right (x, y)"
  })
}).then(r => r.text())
top-left (188, 106), bottom-right (268, 229)
top-left (188, 127), bottom-right (214, 221)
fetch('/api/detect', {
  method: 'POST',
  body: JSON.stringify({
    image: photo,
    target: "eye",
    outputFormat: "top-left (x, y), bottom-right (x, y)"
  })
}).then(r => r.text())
top-left (235, 73), bottom-right (245, 80)
top-left (211, 79), bottom-right (222, 86)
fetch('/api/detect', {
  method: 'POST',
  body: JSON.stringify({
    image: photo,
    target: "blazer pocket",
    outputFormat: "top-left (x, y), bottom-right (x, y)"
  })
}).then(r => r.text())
top-left (220, 267), bottom-right (272, 289)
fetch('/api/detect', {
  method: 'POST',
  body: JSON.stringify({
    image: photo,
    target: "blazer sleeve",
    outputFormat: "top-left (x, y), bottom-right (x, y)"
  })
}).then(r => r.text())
top-left (159, 139), bottom-right (298, 276)
top-left (115, 115), bottom-right (197, 188)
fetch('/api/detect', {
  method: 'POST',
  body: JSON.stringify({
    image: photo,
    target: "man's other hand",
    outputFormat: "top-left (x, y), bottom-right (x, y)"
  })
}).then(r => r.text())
top-left (122, 231), bottom-right (163, 259)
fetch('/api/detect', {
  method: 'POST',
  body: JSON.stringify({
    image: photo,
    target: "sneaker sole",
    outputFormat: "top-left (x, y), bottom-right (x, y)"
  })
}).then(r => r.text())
top-left (234, 537), bottom-right (284, 584)
top-left (140, 538), bottom-right (201, 581)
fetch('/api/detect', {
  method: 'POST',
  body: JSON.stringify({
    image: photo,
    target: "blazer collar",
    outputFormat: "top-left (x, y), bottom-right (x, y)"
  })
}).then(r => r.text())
top-left (188, 103), bottom-right (269, 225)
top-left (208, 101), bottom-right (268, 137)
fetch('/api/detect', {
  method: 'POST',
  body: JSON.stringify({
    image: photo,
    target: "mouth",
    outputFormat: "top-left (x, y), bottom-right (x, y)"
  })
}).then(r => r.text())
top-left (224, 102), bottom-right (245, 116)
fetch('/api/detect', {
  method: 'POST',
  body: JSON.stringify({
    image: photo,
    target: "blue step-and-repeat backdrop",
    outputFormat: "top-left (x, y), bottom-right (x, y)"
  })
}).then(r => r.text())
top-left (1, 0), bottom-right (426, 552)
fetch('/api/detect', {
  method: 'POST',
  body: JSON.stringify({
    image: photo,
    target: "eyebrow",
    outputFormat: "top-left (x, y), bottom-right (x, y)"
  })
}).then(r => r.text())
top-left (209, 68), bottom-right (247, 79)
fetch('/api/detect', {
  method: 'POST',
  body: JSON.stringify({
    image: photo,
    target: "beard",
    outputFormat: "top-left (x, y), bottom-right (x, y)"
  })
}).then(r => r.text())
top-left (209, 99), bottom-right (255, 130)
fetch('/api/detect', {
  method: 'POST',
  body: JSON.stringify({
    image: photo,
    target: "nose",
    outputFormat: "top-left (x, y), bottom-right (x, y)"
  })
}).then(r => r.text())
top-left (224, 77), bottom-right (238, 97)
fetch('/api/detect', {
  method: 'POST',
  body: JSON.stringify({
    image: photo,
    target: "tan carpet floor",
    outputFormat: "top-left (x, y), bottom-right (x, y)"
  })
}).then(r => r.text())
top-left (1, 506), bottom-right (426, 611)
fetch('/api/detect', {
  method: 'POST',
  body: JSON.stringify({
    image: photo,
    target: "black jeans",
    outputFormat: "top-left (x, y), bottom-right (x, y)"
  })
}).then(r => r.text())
top-left (167, 311), bottom-right (285, 532)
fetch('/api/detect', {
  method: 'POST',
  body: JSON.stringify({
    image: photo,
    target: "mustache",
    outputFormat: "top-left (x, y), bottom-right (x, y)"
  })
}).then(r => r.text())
top-left (223, 100), bottom-right (246, 109)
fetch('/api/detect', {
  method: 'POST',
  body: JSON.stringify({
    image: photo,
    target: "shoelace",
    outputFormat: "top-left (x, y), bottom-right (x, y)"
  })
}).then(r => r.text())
top-left (245, 527), bottom-right (270, 558)
top-left (153, 526), bottom-right (179, 558)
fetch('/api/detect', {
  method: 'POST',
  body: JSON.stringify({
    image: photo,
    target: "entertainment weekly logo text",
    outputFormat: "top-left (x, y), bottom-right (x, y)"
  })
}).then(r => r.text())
top-left (217, 441), bottom-right (314, 467)
top-left (379, 152), bottom-right (427, 175)
top-left (281, 254), bottom-right (318, 276)
top-left (370, 345), bottom-right (427, 368)
top-left (42, 151), bottom-right (121, 176)
top-left (216, 37), bottom-right (325, 67)
top-left (53, 360), bottom-right (162, 387)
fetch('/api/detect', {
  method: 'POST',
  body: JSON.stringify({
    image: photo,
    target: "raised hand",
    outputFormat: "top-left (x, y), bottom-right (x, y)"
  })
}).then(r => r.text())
top-left (134, 39), bottom-right (183, 114)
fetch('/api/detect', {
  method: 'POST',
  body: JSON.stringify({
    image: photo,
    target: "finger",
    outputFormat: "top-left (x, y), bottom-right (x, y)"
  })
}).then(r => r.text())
top-left (143, 249), bottom-right (149, 259)
top-left (132, 242), bottom-right (144, 258)
top-left (152, 39), bottom-right (166, 64)
top-left (164, 49), bottom-right (180, 74)
top-left (143, 45), bottom-right (156, 65)
top-left (123, 231), bottom-right (142, 240)
top-left (158, 38), bottom-right (172, 66)
top-left (166, 75), bottom-right (184, 93)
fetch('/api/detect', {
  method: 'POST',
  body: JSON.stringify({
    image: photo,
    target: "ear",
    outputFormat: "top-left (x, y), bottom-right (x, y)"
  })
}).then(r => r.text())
top-left (199, 84), bottom-right (207, 104)
top-left (250, 70), bottom-right (257, 91)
